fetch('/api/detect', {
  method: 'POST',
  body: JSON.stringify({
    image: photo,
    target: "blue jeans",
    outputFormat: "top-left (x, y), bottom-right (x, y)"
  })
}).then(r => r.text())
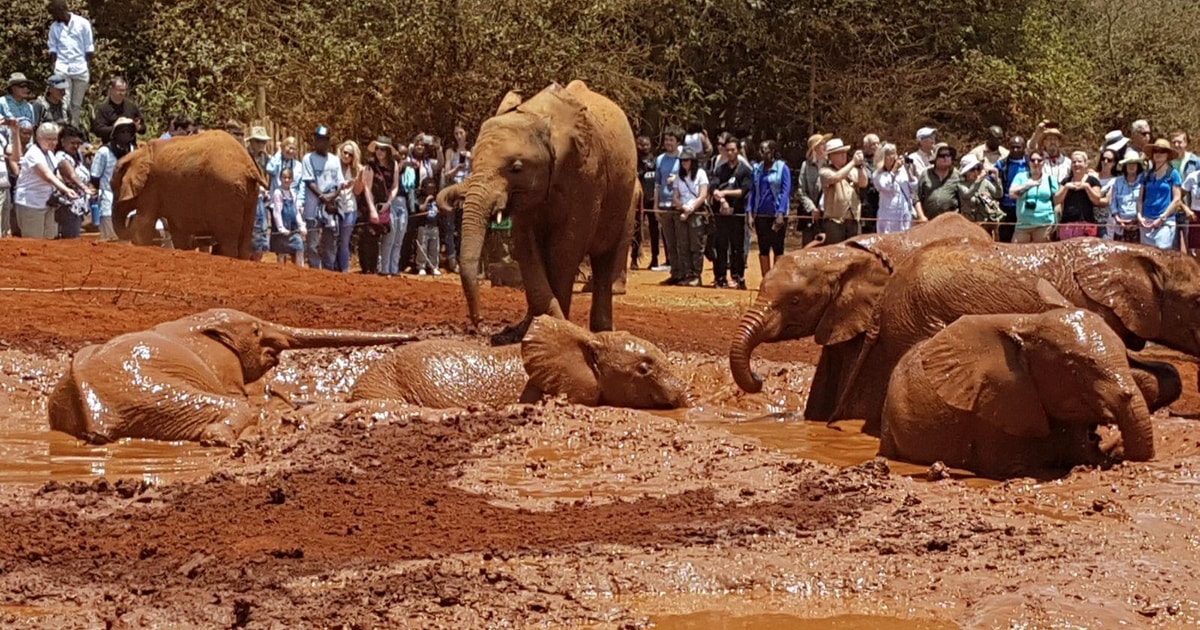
top-left (380, 202), bottom-right (408, 275)
top-left (320, 211), bottom-right (358, 271)
top-left (305, 218), bottom-right (324, 268)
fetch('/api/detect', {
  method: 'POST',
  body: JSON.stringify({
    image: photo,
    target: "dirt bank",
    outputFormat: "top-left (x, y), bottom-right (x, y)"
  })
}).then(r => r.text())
top-left (0, 240), bottom-right (1197, 628)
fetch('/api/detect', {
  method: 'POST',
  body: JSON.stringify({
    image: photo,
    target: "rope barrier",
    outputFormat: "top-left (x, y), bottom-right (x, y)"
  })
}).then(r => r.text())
top-left (636, 207), bottom-right (1033, 228)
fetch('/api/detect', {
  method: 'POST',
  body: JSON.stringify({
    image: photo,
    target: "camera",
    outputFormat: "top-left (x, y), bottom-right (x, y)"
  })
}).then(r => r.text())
top-left (903, 155), bottom-right (914, 165)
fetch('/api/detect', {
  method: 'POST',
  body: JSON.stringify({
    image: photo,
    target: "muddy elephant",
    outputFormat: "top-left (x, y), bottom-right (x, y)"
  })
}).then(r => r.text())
top-left (112, 131), bottom-right (267, 258)
top-left (349, 316), bottom-right (688, 409)
top-left (437, 81), bottom-right (638, 345)
top-left (729, 213), bottom-right (992, 419)
top-left (881, 309), bottom-right (1156, 479)
top-left (48, 309), bottom-right (415, 444)
top-left (835, 239), bottom-right (1200, 431)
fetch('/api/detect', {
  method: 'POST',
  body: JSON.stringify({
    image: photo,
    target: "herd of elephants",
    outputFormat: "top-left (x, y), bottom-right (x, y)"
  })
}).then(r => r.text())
top-left (52, 81), bottom-right (1200, 479)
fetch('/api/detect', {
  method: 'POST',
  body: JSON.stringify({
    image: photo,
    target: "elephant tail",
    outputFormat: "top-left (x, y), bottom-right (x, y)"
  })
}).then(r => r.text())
top-left (47, 346), bottom-right (112, 444)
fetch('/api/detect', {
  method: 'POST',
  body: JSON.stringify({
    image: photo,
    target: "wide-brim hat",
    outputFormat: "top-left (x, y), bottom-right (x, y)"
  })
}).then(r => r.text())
top-left (1118, 148), bottom-right (1144, 167)
top-left (1107, 137), bottom-right (1129, 154)
top-left (112, 117), bottom-right (136, 132)
top-left (678, 146), bottom-right (699, 161)
top-left (5, 73), bottom-right (31, 90)
top-left (1144, 138), bottom-right (1179, 158)
top-left (247, 126), bottom-right (270, 142)
top-left (806, 133), bottom-right (832, 154)
top-left (959, 153), bottom-right (982, 173)
top-left (933, 142), bottom-right (957, 158)
top-left (372, 135), bottom-right (394, 154)
top-left (825, 138), bottom-right (851, 154)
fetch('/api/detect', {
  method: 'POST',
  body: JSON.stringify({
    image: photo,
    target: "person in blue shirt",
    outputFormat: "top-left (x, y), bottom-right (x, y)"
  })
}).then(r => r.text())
top-left (745, 140), bottom-right (792, 277)
top-left (994, 136), bottom-right (1028, 243)
top-left (1139, 138), bottom-right (1185, 250)
top-left (653, 128), bottom-right (683, 284)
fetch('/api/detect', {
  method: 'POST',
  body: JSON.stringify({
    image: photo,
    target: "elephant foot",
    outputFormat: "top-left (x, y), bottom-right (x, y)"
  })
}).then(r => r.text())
top-left (490, 323), bottom-right (529, 347)
top-left (612, 278), bottom-right (627, 295)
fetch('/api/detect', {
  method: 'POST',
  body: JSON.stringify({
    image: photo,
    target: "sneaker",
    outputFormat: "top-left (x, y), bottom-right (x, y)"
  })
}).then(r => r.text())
top-left (418, 269), bottom-right (427, 276)
top-left (650, 265), bottom-right (671, 272)
top-left (432, 268), bottom-right (442, 276)
top-left (682, 277), bottom-right (701, 287)
top-left (736, 279), bottom-right (747, 290)
top-left (711, 278), bottom-right (726, 289)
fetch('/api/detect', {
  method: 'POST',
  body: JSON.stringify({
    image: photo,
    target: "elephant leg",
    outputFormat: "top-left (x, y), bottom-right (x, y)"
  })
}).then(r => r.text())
top-left (1126, 354), bottom-right (1182, 411)
top-left (96, 381), bottom-right (258, 444)
top-left (588, 247), bottom-right (622, 333)
top-left (235, 196), bottom-right (257, 260)
top-left (494, 227), bottom-right (564, 345)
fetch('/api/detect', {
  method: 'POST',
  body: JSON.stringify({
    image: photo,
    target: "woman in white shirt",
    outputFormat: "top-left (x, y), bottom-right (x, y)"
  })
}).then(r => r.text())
top-left (871, 143), bottom-right (917, 234)
top-left (13, 122), bottom-right (76, 239)
top-left (671, 146), bottom-right (709, 287)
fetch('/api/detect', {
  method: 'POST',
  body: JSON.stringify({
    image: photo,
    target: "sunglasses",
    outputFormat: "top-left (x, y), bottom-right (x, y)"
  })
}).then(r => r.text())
top-left (936, 153), bottom-right (953, 159)
top-left (1101, 157), bottom-right (1115, 162)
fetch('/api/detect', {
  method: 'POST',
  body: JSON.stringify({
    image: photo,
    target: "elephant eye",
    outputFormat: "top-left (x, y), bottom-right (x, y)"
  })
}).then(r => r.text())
top-left (636, 361), bottom-right (652, 377)
top-left (509, 159), bottom-right (524, 173)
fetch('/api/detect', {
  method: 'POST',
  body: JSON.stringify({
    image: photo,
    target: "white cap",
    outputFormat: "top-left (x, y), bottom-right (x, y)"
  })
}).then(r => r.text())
top-left (825, 138), bottom-right (851, 154)
top-left (959, 153), bottom-right (982, 173)
top-left (916, 127), bottom-right (937, 141)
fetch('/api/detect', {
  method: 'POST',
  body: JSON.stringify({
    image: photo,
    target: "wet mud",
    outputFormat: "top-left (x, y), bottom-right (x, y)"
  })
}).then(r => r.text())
top-left (0, 239), bottom-right (1198, 627)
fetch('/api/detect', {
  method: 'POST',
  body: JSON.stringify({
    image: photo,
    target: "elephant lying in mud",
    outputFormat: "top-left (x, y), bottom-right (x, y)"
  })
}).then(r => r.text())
top-left (882, 309), bottom-right (1156, 479)
top-left (48, 309), bottom-right (415, 444)
top-left (349, 316), bottom-right (689, 409)
top-left (729, 213), bottom-right (992, 419)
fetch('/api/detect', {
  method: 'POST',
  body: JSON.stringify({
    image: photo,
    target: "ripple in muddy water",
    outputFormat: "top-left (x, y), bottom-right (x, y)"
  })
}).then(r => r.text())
top-left (649, 612), bottom-right (958, 629)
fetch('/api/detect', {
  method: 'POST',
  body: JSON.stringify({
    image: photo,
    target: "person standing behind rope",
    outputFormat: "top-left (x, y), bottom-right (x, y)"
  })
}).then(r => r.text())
top-left (709, 137), bottom-right (751, 290)
top-left (300, 125), bottom-right (344, 269)
top-left (746, 140), bottom-right (791, 278)
top-left (670, 147), bottom-right (709, 287)
top-left (795, 133), bottom-right (829, 245)
top-left (816, 138), bottom-right (867, 244)
top-left (632, 135), bottom-right (662, 270)
top-left (88, 117), bottom-right (133, 242)
top-left (654, 128), bottom-right (683, 284)
top-left (246, 126), bottom-right (272, 262)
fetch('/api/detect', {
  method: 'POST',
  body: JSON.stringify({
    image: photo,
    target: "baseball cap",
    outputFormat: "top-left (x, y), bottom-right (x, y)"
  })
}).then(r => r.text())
top-left (916, 127), bottom-right (937, 141)
top-left (47, 74), bottom-right (69, 90)
top-left (314, 125), bottom-right (331, 138)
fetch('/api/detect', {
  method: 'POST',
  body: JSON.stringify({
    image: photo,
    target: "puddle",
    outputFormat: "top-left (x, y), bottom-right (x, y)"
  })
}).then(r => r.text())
top-left (649, 611), bottom-right (957, 629)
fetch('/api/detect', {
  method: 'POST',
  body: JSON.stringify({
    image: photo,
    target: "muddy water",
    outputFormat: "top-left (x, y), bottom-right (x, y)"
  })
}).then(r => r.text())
top-left (649, 612), bottom-right (957, 629)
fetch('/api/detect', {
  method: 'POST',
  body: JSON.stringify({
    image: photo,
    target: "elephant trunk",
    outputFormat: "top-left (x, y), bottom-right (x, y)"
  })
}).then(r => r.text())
top-left (1115, 389), bottom-right (1155, 462)
top-left (730, 304), bottom-right (782, 394)
top-left (278, 325), bottom-right (417, 350)
top-left (459, 178), bottom-right (507, 326)
top-left (436, 182), bottom-right (465, 212)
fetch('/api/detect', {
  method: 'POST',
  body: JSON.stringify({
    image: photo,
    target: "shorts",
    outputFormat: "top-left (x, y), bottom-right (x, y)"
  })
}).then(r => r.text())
top-left (754, 216), bottom-right (785, 256)
top-left (270, 231), bottom-right (304, 254)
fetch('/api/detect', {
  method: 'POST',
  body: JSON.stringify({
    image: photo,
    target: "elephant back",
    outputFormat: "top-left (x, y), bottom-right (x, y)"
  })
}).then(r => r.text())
top-left (348, 340), bottom-right (526, 408)
top-left (47, 345), bottom-right (108, 442)
top-left (851, 213), bottom-right (992, 267)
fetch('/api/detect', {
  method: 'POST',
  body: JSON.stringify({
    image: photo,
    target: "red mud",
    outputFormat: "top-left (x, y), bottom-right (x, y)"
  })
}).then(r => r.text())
top-left (0, 239), bottom-right (1198, 628)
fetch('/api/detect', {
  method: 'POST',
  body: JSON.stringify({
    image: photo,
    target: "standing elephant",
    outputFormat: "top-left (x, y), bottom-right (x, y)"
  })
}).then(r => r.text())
top-left (881, 309), bottom-right (1156, 479)
top-left (111, 131), bottom-right (266, 258)
top-left (48, 309), bottom-right (416, 444)
top-left (437, 81), bottom-right (638, 345)
top-left (349, 316), bottom-right (688, 409)
top-left (834, 239), bottom-right (1200, 431)
top-left (729, 213), bottom-right (992, 420)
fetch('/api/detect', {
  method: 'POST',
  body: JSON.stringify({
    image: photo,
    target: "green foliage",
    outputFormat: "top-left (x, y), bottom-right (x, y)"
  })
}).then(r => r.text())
top-left (0, 0), bottom-right (1196, 155)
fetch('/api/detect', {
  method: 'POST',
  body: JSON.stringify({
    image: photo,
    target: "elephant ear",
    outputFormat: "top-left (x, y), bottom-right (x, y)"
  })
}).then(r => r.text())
top-left (495, 90), bottom-right (524, 116)
top-left (116, 146), bottom-right (153, 204)
top-left (1075, 251), bottom-right (1162, 339)
top-left (522, 85), bottom-right (595, 184)
top-left (920, 322), bottom-right (1050, 439)
top-left (813, 250), bottom-right (891, 346)
top-left (521, 316), bottom-right (602, 405)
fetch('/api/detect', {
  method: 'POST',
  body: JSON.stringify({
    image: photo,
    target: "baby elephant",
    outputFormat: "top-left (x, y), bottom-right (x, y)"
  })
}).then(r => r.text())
top-left (881, 309), bottom-right (1156, 479)
top-left (49, 309), bottom-right (416, 444)
top-left (349, 316), bottom-right (689, 409)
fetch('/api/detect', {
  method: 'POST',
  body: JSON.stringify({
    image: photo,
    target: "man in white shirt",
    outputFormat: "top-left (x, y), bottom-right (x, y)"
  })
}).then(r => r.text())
top-left (300, 125), bottom-right (345, 269)
top-left (47, 0), bottom-right (94, 127)
top-left (908, 127), bottom-right (937, 176)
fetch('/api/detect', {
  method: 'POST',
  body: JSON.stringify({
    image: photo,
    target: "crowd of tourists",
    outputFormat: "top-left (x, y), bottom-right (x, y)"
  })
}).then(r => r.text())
top-left (641, 120), bottom-right (1200, 289)
top-left (3, 0), bottom-right (1199, 287)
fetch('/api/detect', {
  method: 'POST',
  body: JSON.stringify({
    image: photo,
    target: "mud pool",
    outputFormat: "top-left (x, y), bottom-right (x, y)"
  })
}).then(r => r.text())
top-left (1, 239), bottom-right (1200, 628)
